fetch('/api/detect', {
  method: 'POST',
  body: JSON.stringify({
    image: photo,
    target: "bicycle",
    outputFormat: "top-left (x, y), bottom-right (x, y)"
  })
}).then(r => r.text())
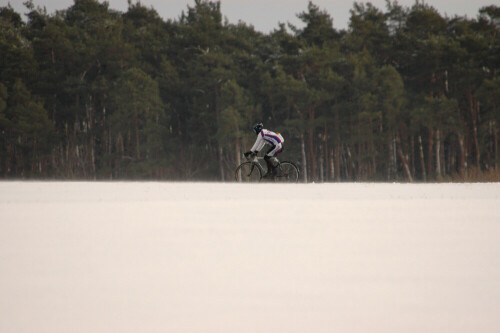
top-left (234, 155), bottom-right (300, 183)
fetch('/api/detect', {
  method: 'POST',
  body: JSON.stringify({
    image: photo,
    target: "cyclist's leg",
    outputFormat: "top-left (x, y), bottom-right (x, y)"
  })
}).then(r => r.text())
top-left (270, 144), bottom-right (283, 157)
top-left (264, 144), bottom-right (283, 175)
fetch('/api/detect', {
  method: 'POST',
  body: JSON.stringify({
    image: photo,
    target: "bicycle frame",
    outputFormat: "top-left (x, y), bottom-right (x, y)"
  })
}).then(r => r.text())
top-left (245, 155), bottom-right (280, 171)
top-left (246, 155), bottom-right (267, 166)
top-left (236, 154), bottom-right (300, 183)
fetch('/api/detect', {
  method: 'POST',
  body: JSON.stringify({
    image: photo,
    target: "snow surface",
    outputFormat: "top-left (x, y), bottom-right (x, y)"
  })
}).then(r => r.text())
top-left (1, 181), bottom-right (499, 333)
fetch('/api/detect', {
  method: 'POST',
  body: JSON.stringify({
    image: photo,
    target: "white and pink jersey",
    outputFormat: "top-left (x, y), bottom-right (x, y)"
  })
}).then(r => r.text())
top-left (250, 129), bottom-right (284, 156)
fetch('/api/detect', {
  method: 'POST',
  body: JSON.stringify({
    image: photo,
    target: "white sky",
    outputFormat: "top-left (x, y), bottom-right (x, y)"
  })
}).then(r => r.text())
top-left (2, 0), bottom-right (496, 32)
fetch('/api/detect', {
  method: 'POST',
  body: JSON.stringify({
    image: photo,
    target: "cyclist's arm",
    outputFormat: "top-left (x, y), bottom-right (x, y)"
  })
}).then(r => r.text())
top-left (250, 134), bottom-right (265, 153)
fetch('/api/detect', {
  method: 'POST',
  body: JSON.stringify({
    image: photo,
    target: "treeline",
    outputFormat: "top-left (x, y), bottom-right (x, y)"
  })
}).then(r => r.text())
top-left (1, 0), bottom-right (499, 181)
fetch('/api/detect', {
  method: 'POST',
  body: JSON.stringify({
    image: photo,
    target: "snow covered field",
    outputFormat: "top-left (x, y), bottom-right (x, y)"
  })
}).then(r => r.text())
top-left (1, 181), bottom-right (499, 333)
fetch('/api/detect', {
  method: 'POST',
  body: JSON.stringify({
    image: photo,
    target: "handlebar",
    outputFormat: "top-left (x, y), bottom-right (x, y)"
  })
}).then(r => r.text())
top-left (245, 155), bottom-right (262, 162)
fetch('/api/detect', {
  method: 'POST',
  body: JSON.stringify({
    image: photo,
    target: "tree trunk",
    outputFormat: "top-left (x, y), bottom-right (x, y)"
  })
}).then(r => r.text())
top-left (132, 102), bottom-right (140, 161)
top-left (235, 136), bottom-right (241, 181)
top-left (334, 110), bottom-right (341, 181)
top-left (494, 122), bottom-right (498, 170)
top-left (410, 135), bottom-right (415, 177)
top-left (418, 135), bottom-right (426, 182)
top-left (371, 138), bottom-right (377, 178)
top-left (397, 135), bottom-right (413, 182)
top-left (388, 136), bottom-right (396, 181)
top-left (300, 132), bottom-right (307, 183)
top-left (319, 153), bottom-right (324, 182)
top-left (469, 93), bottom-right (480, 168)
top-left (324, 122), bottom-right (328, 182)
top-left (457, 131), bottom-right (466, 176)
top-left (346, 145), bottom-right (355, 181)
top-left (488, 120), bottom-right (494, 169)
top-left (90, 134), bottom-right (96, 180)
top-left (334, 143), bottom-right (340, 181)
top-left (218, 145), bottom-right (224, 181)
top-left (435, 129), bottom-right (441, 177)
top-left (307, 108), bottom-right (316, 182)
top-left (427, 129), bottom-right (433, 177)
top-left (473, 116), bottom-right (480, 169)
top-left (330, 148), bottom-right (335, 182)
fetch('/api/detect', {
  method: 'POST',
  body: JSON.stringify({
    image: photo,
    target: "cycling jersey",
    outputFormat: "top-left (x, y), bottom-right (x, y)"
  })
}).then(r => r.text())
top-left (250, 129), bottom-right (284, 156)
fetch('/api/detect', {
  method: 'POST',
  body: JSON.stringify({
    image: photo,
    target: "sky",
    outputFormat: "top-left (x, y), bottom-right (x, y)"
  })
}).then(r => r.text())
top-left (2, 0), bottom-right (497, 32)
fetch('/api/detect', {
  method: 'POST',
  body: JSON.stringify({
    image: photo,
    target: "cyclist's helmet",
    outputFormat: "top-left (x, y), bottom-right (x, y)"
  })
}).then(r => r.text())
top-left (253, 122), bottom-right (263, 134)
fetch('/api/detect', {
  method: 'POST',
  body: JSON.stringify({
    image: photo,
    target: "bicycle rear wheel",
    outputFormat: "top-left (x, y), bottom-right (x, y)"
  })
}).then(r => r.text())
top-left (235, 162), bottom-right (263, 182)
top-left (275, 161), bottom-right (300, 183)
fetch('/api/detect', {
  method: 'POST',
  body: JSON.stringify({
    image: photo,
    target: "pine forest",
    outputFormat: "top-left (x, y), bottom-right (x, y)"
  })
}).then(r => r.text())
top-left (1, 0), bottom-right (499, 182)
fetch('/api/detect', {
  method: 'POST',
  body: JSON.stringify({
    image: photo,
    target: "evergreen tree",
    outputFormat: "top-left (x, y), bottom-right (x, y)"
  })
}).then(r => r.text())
top-left (0, 1), bottom-right (498, 181)
top-left (109, 67), bottom-right (163, 178)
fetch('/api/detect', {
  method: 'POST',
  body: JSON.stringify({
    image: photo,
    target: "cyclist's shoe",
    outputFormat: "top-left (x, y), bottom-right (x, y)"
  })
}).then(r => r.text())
top-left (263, 166), bottom-right (280, 179)
top-left (263, 156), bottom-right (278, 179)
top-left (264, 156), bottom-right (277, 169)
top-left (244, 151), bottom-right (256, 160)
top-left (263, 172), bottom-right (274, 179)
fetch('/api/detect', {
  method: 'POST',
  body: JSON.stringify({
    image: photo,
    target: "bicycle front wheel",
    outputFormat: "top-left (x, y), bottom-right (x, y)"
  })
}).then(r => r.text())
top-left (275, 161), bottom-right (300, 183)
top-left (235, 162), bottom-right (263, 182)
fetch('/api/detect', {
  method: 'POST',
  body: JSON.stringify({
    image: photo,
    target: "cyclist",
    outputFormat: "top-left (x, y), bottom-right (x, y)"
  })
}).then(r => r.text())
top-left (244, 123), bottom-right (284, 178)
